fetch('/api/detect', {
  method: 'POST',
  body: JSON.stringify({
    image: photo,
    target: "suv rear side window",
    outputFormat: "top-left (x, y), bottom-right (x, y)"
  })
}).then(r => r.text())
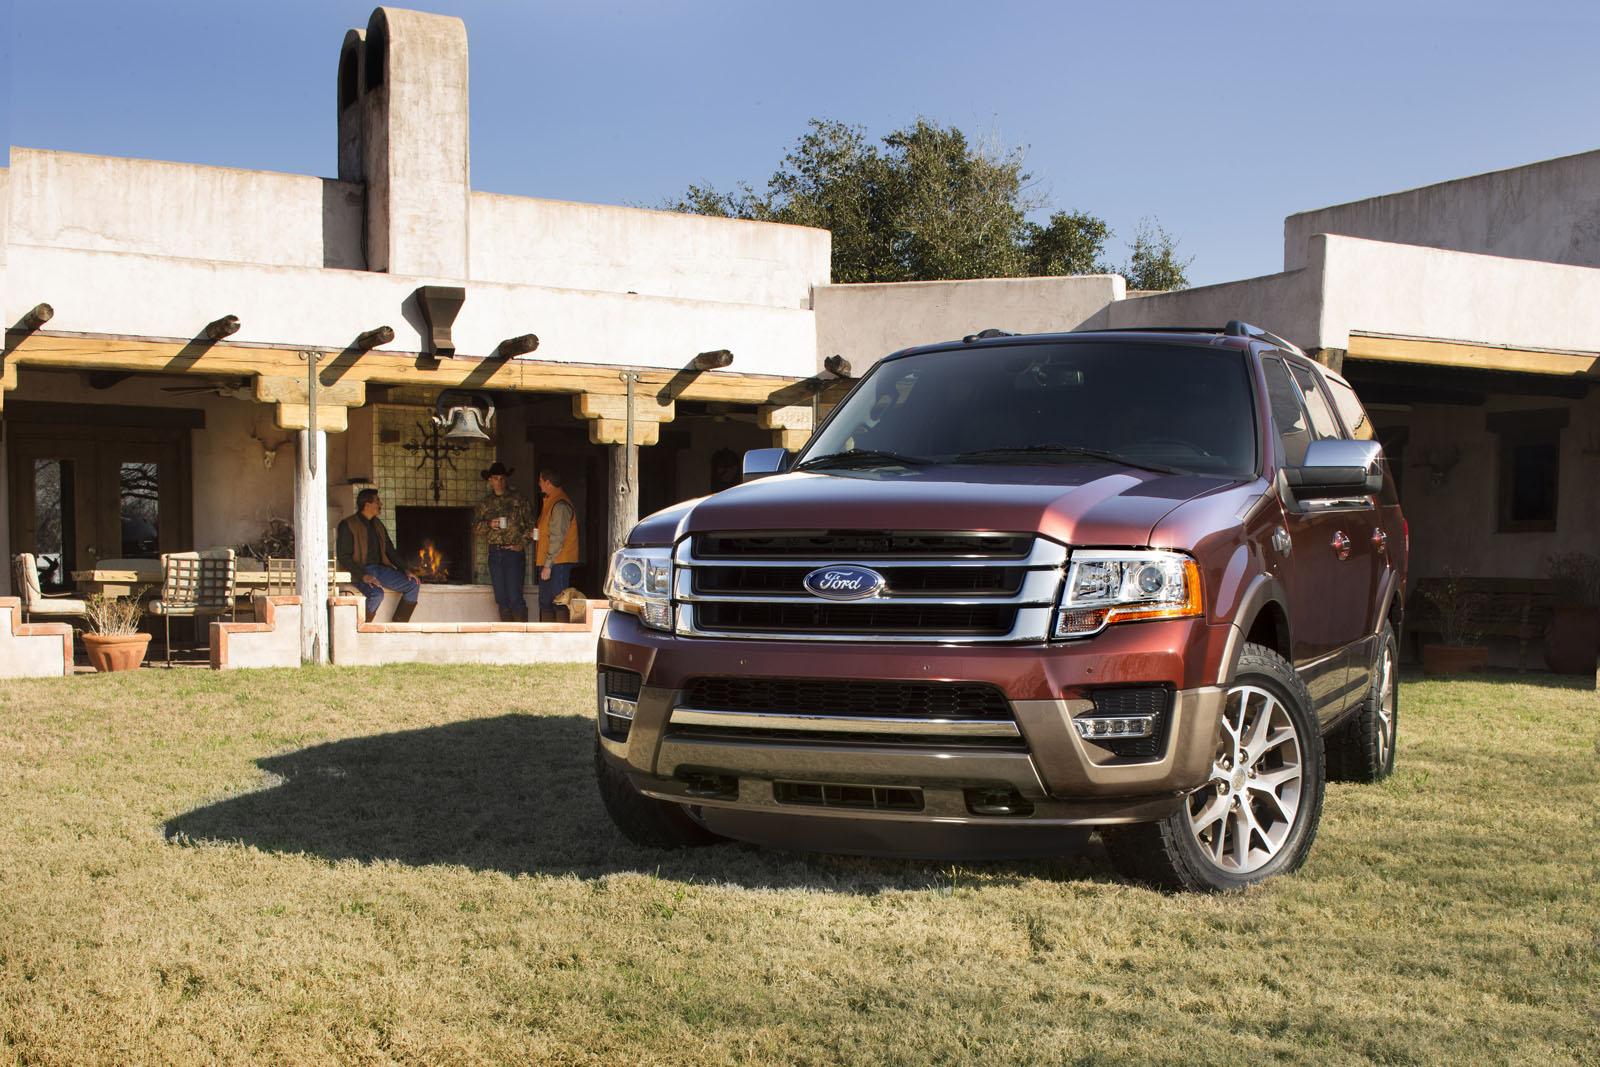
top-left (1324, 376), bottom-right (1375, 440)
top-left (1262, 357), bottom-right (1313, 465)
top-left (1288, 363), bottom-right (1343, 440)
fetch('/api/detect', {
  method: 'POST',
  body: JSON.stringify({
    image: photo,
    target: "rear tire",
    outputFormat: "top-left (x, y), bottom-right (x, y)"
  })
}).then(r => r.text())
top-left (594, 736), bottom-right (722, 849)
top-left (1103, 643), bottom-right (1325, 892)
top-left (1327, 624), bottom-right (1399, 782)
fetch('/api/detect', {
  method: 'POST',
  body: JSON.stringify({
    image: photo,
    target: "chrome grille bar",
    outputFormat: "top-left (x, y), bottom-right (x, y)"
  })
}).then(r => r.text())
top-left (670, 707), bottom-right (1023, 738)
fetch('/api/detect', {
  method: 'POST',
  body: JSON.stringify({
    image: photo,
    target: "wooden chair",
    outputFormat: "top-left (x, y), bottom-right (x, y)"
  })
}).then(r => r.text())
top-left (11, 552), bottom-right (89, 626)
top-left (149, 548), bottom-right (237, 665)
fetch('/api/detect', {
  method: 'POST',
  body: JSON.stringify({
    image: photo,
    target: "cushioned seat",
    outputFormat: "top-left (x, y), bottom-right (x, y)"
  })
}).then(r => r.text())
top-left (11, 553), bottom-right (88, 622)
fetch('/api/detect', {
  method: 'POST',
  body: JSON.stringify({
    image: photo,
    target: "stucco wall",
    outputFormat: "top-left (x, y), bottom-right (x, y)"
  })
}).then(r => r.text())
top-left (8, 369), bottom-right (297, 553)
top-left (1316, 234), bottom-right (1600, 354)
top-left (1284, 149), bottom-right (1600, 272)
top-left (1383, 391), bottom-right (1600, 581)
top-left (8, 149), bottom-right (364, 270)
top-left (1102, 265), bottom-right (1324, 351)
top-left (471, 194), bottom-right (830, 309)
top-left (5, 245), bottom-right (820, 378)
top-left (813, 275), bottom-right (1125, 374)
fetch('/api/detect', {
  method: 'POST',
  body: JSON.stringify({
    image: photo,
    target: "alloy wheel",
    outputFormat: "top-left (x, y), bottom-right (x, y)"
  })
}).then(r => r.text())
top-left (1376, 644), bottom-right (1396, 769)
top-left (1186, 684), bottom-right (1304, 875)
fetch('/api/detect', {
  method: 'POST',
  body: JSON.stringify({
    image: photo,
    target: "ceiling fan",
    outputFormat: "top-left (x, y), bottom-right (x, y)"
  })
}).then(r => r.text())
top-left (160, 378), bottom-right (254, 401)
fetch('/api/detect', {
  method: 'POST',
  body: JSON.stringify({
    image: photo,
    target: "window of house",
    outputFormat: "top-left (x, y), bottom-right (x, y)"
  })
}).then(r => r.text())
top-left (1488, 409), bottom-right (1567, 533)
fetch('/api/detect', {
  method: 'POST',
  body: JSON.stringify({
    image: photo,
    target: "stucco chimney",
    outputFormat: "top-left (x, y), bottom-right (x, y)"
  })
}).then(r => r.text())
top-left (356, 7), bottom-right (471, 279)
top-left (336, 29), bottom-right (366, 182)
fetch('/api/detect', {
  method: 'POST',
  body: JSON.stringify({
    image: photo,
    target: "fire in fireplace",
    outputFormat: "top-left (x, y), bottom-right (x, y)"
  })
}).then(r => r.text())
top-left (394, 506), bottom-right (473, 584)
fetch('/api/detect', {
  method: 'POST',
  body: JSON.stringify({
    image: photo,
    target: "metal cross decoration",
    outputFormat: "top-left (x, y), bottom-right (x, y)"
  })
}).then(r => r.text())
top-left (403, 421), bottom-right (471, 503)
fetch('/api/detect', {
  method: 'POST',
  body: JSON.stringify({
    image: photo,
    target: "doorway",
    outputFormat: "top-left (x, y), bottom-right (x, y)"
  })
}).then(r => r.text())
top-left (7, 416), bottom-right (193, 593)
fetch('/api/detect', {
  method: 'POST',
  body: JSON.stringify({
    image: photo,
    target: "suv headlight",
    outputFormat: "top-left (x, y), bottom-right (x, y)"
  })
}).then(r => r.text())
top-left (1055, 549), bottom-right (1202, 638)
top-left (605, 547), bottom-right (673, 631)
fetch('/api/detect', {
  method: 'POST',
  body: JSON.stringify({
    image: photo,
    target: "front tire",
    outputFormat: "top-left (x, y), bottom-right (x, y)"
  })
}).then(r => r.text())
top-left (1327, 623), bottom-right (1399, 782)
top-left (594, 736), bottom-right (723, 849)
top-left (1103, 643), bottom-right (1326, 892)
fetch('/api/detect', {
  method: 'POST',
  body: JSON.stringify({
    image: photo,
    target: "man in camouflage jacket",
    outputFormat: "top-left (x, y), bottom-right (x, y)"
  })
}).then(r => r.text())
top-left (473, 462), bottom-right (536, 621)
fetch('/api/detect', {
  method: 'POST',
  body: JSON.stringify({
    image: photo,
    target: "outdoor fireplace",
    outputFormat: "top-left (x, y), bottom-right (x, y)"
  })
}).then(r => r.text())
top-left (394, 506), bottom-right (473, 584)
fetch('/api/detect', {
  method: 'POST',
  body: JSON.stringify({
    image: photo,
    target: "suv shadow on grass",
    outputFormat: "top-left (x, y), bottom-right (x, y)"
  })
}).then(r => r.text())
top-left (163, 714), bottom-right (1107, 892)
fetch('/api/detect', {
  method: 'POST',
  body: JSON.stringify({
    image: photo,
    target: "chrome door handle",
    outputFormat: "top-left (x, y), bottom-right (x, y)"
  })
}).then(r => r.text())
top-left (1371, 528), bottom-right (1388, 554)
top-left (1331, 531), bottom-right (1351, 560)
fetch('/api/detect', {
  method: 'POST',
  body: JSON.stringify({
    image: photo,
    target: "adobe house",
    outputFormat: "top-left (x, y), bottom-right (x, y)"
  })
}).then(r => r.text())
top-left (2, 6), bottom-right (1596, 673)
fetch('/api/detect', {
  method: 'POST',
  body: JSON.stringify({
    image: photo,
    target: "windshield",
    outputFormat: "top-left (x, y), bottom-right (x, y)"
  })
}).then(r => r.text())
top-left (801, 341), bottom-right (1258, 478)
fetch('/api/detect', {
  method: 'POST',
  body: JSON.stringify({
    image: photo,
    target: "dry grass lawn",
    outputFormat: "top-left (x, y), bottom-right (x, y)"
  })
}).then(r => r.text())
top-left (1, 663), bottom-right (1595, 1065)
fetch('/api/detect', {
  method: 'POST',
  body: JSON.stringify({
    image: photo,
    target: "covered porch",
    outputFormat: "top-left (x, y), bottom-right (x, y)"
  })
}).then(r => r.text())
top-left (0, 334), bottom-right (844, 672)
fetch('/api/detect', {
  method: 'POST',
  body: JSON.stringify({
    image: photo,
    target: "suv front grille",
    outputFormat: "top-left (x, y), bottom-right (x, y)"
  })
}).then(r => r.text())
top-left (694, 602), bottom-right (1017, 636)
top-left (674, 530), bottom-right (1065, 643)
top-left (682, 677), bottom-right (1012, 719)
top-left (692, 565), bottom-right (1026, 597)
top-left (693, 532), bottom-right (1032, 559)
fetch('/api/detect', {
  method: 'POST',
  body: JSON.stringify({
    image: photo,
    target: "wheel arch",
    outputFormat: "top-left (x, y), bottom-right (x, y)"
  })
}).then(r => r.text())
top-left (1219, 574), bottom-right (1291, 683)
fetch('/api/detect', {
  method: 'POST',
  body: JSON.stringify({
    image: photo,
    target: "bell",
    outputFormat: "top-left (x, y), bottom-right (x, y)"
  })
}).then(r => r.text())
top-left (439, 404), bottom-right (493, 441)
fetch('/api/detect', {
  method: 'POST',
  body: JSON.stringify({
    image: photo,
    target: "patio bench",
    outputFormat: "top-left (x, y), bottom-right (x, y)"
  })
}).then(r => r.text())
top-left (1404, 576), bottom-right (1569, 671)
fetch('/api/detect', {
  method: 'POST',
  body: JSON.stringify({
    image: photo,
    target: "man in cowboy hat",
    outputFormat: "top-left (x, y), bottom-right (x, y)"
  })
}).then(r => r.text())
top-left (473, 461), bottom-right (536, 622)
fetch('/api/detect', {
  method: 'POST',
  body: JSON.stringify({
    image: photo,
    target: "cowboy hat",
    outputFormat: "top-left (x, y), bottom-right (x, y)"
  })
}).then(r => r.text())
top-left (480, 461), bottom-right (515, 479)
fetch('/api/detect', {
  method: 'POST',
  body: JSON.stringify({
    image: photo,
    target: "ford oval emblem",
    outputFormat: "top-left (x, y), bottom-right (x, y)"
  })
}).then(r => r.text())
top-left (803, 565), bottom-right (886, 601)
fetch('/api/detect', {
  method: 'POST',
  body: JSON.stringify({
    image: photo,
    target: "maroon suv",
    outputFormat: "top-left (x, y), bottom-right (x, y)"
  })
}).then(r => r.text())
top-left (595, 322), bottom-right (1406, 891)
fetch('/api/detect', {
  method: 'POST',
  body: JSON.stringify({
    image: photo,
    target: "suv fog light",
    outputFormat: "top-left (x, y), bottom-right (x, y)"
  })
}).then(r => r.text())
top-left (1074, 715), bottom-right (1156, 740)
top-left (604, 696), bottom-right (637, 721)
top-left (965, 787), bottom-right (1035, 817)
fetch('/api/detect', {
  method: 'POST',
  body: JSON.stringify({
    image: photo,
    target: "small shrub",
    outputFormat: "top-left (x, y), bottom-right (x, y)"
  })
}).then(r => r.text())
top-left (1543, 552), bottom-right (1600, 609)
top-left (82, 589), bottom-right (148, 635)
top-left (1422, 570), bottom-right (1484, 647)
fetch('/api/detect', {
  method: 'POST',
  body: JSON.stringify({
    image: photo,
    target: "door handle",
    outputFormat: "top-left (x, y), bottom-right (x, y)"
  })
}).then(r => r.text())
top-left (1331, 531), bottom-right (1351, 560)
top-left (1371, 528), bottom-right (1388, 554)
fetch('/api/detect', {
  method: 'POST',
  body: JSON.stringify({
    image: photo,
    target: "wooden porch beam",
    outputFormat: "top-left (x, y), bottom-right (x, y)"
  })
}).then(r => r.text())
top-left (1346, 333), bottom-right (1600, 379)
top-left (2, 330), bottom-right (825, 406)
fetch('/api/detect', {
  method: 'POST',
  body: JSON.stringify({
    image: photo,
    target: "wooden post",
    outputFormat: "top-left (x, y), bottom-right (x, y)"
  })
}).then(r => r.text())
top-left (295, 430), bottom-right (329, 664)
top-left (608, 443), bottom-right (638, 567)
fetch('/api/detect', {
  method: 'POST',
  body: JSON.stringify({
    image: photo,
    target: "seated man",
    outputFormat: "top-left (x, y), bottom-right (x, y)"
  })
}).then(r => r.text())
top-left (335, 487), bottom-right (419, 623)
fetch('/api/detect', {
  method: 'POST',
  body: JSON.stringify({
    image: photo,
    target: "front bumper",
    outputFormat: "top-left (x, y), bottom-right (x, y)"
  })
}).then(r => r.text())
top-left (597, 612), bottom-right (1228, 827)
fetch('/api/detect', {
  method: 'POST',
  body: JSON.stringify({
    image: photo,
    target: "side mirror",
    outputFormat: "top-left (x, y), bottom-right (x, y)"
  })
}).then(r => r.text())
top-left (742, 447), bottom-right (792, 482)
top-left (1286, 439), bottom-right (1384, 500)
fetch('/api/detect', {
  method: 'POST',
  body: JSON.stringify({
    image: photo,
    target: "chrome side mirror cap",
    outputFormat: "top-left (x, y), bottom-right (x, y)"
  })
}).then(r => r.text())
top-left (1287, 439), bottom-right (1384, 500)
top-left (742, 447), bottom-right (792, 482)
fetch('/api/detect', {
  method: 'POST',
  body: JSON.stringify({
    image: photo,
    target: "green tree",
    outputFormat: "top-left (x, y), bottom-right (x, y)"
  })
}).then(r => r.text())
top-left (1023, 210), bottom-right (1112, 276)
top-left (1119, 218), bottom-right (1192, 291)
top-left (668, 118), bottom-right (1137, 285)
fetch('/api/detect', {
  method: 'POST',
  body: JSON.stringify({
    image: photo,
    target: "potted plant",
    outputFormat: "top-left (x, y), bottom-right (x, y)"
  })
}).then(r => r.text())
top-left (1543, 552), bottom-right (1600, 677)
top-left (81, 590), bottom-right (152, 673)
top-left (1421, 571), bottom-right (1488, 675)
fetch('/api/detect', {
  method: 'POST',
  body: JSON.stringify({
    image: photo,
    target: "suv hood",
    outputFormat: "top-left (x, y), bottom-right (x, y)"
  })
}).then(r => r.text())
top-left (632, 463), bottom-right (1236, 547)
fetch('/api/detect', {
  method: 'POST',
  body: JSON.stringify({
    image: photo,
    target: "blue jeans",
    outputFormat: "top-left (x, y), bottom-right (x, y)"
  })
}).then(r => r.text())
top-left (538, 562), bottom-right (575, 618)
top-left (488, 547), bottom-right (528, 616)
top-left (361, 564), bottom-right (419, 615)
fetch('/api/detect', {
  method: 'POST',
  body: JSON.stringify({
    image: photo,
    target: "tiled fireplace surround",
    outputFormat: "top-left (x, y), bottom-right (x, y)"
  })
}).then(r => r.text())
top-left (344, 404), bottom-right (531, 621)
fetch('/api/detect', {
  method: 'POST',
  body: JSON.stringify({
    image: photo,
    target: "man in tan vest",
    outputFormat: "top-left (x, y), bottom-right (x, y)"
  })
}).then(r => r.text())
top-left (335, 487), bottom-right (420, 623)
top-left (535, 467), bottom-right (580, 623)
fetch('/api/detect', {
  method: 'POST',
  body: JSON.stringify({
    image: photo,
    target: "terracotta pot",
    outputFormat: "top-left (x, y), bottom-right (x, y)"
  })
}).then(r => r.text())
top-left (1544, 606), bottom-right (1600, 677)
top-left (82, 632), bottom-right (152, 673)
top-left (1422, 643), bottom-right (1488, 676)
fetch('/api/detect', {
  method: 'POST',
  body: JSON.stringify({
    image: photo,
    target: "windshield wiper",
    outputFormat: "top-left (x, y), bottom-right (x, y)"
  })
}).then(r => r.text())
top-left (794, 448), bottom-right (932, 470)
top-left (951, 445), bottom-right (1186, 475)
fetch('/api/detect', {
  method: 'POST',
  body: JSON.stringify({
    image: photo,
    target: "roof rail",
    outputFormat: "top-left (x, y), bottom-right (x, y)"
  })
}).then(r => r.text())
top-left (962, 328), bottom-right (1017, 343)
top-left (1223, 320), bottom-right (1305, 357)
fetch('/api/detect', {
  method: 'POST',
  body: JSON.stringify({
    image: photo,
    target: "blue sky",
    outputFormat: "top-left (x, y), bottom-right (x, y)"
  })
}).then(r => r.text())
top-left (8, 1), bottom-right (1599, 286)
